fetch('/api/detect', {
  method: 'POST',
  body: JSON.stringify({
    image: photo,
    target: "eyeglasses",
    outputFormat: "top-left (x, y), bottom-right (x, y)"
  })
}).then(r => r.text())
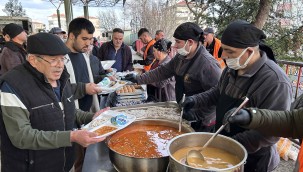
top-left (36, 55), bottom-right (70, 66)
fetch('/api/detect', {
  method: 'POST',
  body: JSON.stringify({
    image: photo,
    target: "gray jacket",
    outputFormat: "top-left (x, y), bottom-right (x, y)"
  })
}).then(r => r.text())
top-left (136, 45), bottom-right (222, 126)
top-left (150, 56), bottom-right (176, 102)
top-left (191, 51), bottom-right (292, 171)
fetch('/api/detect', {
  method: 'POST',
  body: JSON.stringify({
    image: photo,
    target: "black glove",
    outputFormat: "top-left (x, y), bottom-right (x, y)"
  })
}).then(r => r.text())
top-left (181, 96), bottom-right (195, 109)
top-left (223, 108), bottom-right (252, 126)
top-left (182, 109), bottom-right (197, 121)
top-left (133, 60), bottom-right (139, 64)
top-left (124, 73), bottom-right (138, 83)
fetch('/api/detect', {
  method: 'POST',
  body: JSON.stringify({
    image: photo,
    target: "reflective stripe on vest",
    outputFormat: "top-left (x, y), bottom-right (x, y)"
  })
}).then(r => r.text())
top-left (143, 39), bottom-right (156, 71)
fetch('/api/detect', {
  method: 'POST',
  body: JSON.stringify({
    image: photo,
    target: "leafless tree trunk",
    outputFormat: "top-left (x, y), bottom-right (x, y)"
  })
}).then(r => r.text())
top-left (253, 0), bottom-right (272, 29)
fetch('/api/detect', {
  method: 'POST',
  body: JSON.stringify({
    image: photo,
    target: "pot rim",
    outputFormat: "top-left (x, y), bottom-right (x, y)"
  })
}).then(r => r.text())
top-left (167, 132), bottom-right (248, 171)
top-left (106, 118), bottom-right (194, 159)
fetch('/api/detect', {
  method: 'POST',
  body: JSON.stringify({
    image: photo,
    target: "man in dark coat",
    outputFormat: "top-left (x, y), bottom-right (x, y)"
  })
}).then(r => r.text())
top-left (98, 28), bottom-right (133, 72)
top-left (0, 23), bottom-right (27, 75)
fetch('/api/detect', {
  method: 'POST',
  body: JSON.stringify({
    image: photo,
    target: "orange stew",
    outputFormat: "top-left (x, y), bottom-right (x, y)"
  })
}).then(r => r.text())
top-left (94, 126), bottom-right (117, 136)
top-left (108, 124), bottom-right (183, 158)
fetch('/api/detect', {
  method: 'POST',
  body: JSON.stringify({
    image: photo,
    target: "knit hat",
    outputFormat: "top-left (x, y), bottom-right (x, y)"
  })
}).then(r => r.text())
top-left (153, 38), bottom-right (172, 53)
top-left (3, 23), bottom-right (24, 39)
top-left (221, 20), bottom-right (266, 48)
top-left (173, 22), bottom-right (203, 41)
top-left (27, 33), bottom-right (70, 56)
top-left (49, 27), bottom-right (66, 34)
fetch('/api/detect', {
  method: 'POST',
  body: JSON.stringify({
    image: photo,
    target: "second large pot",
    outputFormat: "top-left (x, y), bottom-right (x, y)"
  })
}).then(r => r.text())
top-left (106, 119), bottom-right (194, 172)
top-left (167, 132), bottom-right (247, 172)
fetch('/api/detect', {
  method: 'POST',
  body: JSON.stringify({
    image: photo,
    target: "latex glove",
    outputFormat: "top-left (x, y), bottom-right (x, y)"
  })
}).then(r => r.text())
top-left (223, 108), bottom-right (252, 126)
top-left (181, 96), bottom-right (195, 110)
top-left (182, 110), bottom-right (197, 121)
top-left (70, 130), bottom-right (106, 147)
top-left (124, 73), bottom-right (138, 83)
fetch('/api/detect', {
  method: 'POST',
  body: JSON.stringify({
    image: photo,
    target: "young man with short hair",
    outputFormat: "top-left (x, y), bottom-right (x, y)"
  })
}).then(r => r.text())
top-left (134, 28), bottom-right (156, 72)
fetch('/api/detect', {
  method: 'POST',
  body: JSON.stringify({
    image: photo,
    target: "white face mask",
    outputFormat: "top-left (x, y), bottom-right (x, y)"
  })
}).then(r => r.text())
top-left (177, 40), bottom-right (192, 56)
top-left (226, 48), bottom-right (254, 70)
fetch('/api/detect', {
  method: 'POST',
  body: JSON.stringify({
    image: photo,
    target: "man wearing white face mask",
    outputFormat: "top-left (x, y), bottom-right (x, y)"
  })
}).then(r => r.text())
top-left (181, 20), bottom-right (292, 172)
top-left (125, 22), bottom-right (222, 132)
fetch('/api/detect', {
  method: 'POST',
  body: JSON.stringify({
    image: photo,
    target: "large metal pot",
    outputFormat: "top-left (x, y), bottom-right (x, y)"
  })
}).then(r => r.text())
top-left (167, 132), bottom-right (247, 172)
top-left (106, 119), bottom-right (194, 172)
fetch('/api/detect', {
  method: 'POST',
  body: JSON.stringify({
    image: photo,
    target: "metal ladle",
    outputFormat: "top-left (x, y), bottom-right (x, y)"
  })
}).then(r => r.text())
top-left (179, 94), bottom-right (186, 132)
top-left (186, 97), bottom-right (249, 165)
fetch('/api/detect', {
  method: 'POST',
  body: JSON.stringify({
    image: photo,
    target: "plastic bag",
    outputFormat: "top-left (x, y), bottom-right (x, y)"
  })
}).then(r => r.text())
top-left (276, 137), bottom-right (299, 161)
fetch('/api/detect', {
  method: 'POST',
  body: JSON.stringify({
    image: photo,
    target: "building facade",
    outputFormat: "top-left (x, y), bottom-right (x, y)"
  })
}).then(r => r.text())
top-left (47, 14), bottom-right (101, 38)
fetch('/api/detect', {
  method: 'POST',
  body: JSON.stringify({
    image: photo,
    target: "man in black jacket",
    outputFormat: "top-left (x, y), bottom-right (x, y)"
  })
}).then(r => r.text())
top-left (0, 33), bottom-right (105, 172)
top-left (0, 23), bottom-right (27, 75)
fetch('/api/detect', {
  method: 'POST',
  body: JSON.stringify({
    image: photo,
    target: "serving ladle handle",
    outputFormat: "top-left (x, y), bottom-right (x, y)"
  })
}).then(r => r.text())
top-left (179, 94), bottom-right (186, 132)
top-left (202, 97), bottom-right (249, 149)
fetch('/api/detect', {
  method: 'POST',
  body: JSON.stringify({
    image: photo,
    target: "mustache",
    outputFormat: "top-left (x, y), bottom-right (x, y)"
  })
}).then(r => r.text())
top-left (52, 67), bottom-right (64, 73)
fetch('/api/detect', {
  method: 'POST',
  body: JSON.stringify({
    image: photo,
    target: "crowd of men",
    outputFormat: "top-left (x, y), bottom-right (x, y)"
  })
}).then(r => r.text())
top-left (0, 17), bottom-right (301, 172)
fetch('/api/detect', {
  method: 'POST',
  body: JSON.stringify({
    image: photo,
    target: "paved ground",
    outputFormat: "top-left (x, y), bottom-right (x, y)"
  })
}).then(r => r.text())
top-left (273, 159), bottom-right (296, 172)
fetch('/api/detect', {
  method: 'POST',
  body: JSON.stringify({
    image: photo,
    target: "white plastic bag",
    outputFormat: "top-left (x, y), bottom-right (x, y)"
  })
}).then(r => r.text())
top-left (276, 138), bottom-right (299, 161)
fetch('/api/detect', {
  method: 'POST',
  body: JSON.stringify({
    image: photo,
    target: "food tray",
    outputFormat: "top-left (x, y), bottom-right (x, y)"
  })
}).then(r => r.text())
top-left (111, 101), bottom-right (183, 121)
top-left (98, 81), bottom-right (126, 94)
top-left (116, 85), bottom-right (144, 96)
top-left (117, 94), bottom-right (145, 100)
top-left (101, 60), bottom-right (116, 70)
top-left (82, 110), bottom-right (136, 138)
top-left (116, 71), bottom-right (137, 78)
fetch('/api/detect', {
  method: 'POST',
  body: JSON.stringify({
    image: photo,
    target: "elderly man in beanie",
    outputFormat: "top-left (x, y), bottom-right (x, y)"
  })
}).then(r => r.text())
top-left (203, 27), bottom-right (226, 69)
top-left (125, 22), bottom-right (222, 131)
top-left (182, 20), bottom-right (292, 171)
top-left (0, 33), bottom-right (106, 172)
top-left (0, 23), bottom-right (27, 75)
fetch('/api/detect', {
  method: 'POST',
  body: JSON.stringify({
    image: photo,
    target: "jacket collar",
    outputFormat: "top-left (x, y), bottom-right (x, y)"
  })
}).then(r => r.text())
top-left (4, 41), bottom-right (26, 52)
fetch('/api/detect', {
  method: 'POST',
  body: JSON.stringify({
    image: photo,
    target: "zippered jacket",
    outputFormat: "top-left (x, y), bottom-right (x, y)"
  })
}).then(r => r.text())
top-left (0, 61), bottom-right (94, 172)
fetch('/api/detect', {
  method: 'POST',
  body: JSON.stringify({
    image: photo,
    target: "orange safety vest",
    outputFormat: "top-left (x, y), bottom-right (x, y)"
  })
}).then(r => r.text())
top-left (213, 38), bottom-right (226, 69)
top-left (298, 142), bottom-right (303, 171)
top-left (143, 39), bottom-right (156, 71)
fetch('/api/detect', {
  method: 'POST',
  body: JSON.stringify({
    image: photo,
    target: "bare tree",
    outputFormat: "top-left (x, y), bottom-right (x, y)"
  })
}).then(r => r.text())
top-left (184, 0), bottom-right (215, 26)
top-left (125, 0), bottom-right (177, 39)
top-left (3, 0), bottom-right (26, 17)
top-left (97, 10), bottom-right (122, 31)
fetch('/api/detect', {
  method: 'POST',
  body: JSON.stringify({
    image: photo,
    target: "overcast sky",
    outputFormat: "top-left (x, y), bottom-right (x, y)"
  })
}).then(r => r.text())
top-left (0, 0), bottom-right (121, 29)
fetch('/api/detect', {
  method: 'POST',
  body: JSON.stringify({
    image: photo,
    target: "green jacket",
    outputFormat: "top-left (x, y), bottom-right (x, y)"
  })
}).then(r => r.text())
top-left (245, 107), bottom-right (303, 172)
